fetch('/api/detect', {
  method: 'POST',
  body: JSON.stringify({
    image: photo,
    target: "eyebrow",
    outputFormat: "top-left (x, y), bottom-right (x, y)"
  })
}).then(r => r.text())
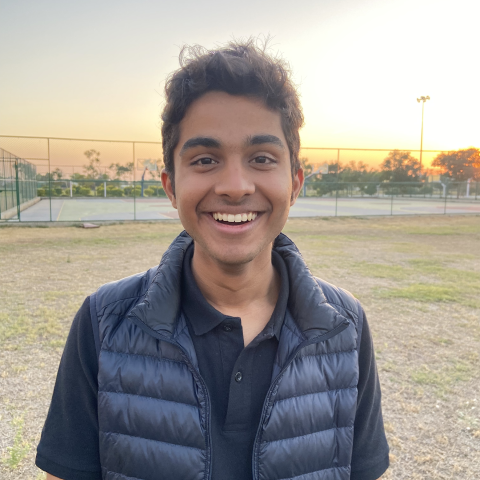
top-left (179, 137), bottom-right (221, 156)
top-left (179, 134), bottom-right (285, 156)
top-left (245, 134), bottom-right (285, 149)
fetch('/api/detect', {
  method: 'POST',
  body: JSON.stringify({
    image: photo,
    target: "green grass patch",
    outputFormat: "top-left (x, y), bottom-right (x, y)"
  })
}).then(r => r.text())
top-left (1, 416), bottom-right (30, 470)
top-left (403, 225), bottom-right (480, 235)
top-left (44, 290), bottom-right (84, 301)
top-left (408, 258), bottom-right (444, 273)
top-left (430, 337), bottom-right (454, 346)
top-left (352, 262), bottom-right (408, 280)
top-left (390, 242), bottom-right (432, 254)
top-left (380, 283), bottom-right (459, 302)
top-left (411, 360), bottom-right (475, 395)
top-left (0, 304), bottom-right (72, 347)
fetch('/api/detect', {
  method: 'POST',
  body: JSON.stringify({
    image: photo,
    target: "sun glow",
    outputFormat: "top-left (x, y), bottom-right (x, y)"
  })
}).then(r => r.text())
top-left (0, 0), bottom-right (478, 170)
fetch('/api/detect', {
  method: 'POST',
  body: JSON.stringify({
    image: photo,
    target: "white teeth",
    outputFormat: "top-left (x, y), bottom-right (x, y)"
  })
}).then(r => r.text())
top-left (212, 212), bottom-right (257, 223)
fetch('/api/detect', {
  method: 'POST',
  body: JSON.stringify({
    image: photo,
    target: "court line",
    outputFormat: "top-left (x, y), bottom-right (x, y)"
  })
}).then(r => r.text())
top-left (56, 200), bottom-right (66, 221)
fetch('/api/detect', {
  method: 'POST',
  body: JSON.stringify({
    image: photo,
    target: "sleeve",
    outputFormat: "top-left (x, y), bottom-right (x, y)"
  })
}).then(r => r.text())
top-left (350, 311), bottom-right (390, 480)
top-left (36, 297), bottom-right (102, 480)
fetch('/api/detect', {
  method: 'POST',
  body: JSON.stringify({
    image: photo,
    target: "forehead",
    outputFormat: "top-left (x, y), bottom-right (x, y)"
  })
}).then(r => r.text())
top-left (177, 91), bottom-right (285, 146)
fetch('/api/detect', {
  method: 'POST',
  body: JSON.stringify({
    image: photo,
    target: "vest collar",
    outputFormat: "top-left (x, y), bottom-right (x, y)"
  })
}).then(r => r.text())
top-left (128, 231), bottom-right (345, 341)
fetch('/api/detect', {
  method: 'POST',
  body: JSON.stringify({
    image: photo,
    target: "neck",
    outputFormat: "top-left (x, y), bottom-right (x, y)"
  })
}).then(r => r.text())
top-left (191, 242), bottom-right (279, 319)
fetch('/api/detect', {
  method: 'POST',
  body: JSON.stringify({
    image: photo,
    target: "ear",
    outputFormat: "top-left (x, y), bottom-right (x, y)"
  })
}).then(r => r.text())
top-left (290, 167), bottom-right (304, 206)
top-left (161, 169), bottom-right (177, 209)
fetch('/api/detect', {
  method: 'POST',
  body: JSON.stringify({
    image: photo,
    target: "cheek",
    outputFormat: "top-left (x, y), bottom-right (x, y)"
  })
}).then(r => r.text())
top-left (264, 179), bottom-right (293, 214)
top-left (174, 174), bottom-right (209, 219)
top-left (176, 191), bottom-right (196, 220)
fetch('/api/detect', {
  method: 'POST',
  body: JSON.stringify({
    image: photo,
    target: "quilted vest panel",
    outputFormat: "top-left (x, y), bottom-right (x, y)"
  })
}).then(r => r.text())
top-left (255, 316), bottom-right (358, 480)
top-left (97, 314), bottom-right (208, 480)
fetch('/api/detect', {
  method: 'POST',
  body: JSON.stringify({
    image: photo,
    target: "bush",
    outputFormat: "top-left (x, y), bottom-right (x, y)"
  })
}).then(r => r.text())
top-left (37, 187), bottom-right (69, 197)
top-left (364, 184), bottom-right (378, 196)
top-left (95, 184), bottom-right (124, 197)
top-left (143, 185), bottom-right (166, 197)
top-left (124, 185), bottom-right (142, 197)
top-left (107, 187), bottom-right (124, 197)
top-left (72, 185), bottom-right (92, 196)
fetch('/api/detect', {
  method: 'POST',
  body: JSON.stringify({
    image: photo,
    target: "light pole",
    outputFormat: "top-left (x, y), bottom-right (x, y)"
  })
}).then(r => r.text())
top-left (417, 95), bottom-right (430, 175)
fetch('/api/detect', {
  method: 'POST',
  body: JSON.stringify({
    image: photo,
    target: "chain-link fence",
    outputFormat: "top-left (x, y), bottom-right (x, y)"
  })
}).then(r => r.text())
top-left (0, 135), bottom-right (478, 222)
top-left (0, 148), bottom-right (38, 219)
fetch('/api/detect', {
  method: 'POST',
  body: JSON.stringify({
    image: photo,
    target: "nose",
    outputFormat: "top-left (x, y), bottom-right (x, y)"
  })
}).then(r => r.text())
top-left (214, 160), bottom-right (255, 201)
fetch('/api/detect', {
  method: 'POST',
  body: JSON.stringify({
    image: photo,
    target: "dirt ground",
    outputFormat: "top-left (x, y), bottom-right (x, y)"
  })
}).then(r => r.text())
top-left (1, 215), bottom-right (479, 479)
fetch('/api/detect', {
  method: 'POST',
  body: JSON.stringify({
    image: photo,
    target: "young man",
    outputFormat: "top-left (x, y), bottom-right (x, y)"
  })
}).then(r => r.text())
top-left (37, 41), bottom-right (389, 480)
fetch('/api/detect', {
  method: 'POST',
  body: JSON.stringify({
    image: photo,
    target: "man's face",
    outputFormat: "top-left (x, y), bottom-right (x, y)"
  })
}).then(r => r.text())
top-left (162, 91), bottom-right (303, 267)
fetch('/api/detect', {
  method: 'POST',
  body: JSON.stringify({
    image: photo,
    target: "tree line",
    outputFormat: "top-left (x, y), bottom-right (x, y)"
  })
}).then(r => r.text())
top-left (37, 148), bottom-right (479, 185)
top-left (36, 150), bottom-right (162, 182)
top-left (303, 148), bottom-right (479, 185)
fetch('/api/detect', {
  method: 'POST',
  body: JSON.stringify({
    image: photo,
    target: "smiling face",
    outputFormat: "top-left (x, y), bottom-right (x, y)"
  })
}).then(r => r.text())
top-left (162, 91), bottom-right (303, 267)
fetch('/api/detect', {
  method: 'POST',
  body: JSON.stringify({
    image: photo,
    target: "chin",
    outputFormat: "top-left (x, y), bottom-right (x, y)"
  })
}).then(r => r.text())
top-left (206, 245), bottom-right (260, 267)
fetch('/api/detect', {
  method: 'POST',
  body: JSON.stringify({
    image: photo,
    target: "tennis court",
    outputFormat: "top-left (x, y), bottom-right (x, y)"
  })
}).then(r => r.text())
top-left (14, 196), bottom-right (480, 222)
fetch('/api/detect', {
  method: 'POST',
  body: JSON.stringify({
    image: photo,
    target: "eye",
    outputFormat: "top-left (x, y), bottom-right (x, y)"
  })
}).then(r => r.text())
top-left (252, 156), bottom-right (275, 164)
top-left (193, 157), bottom-right (218, 165)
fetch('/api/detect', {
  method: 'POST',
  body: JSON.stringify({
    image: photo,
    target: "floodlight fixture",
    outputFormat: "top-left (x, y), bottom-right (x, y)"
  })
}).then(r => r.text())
top-left (417, 95), bottom-right (431, 173)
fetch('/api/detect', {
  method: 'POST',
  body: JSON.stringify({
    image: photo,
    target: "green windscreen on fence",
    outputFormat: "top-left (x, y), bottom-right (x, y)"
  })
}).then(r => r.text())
top-left (0, 148), bottom-right (37, 219)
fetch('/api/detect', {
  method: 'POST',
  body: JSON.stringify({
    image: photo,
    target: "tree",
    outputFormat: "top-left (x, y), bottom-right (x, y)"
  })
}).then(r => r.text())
top-left (432, 148), bottom-right (480, 181)
top-left (83, 150), bottom-right (107, 179)
top-left (36, 168), bottom-right (64, 181)
top-left (109, 162), bottom-right (134, 180)
top-left (51, 168), bottom-right (63, 180)
top-left (70, 172), bottom-right (87, 181)
top-left (300, 157), bottom-right (313, 177)
top-left (338, 161), bottom-right (380, 183)
top-left (380, 150), bottom-right (421, 183)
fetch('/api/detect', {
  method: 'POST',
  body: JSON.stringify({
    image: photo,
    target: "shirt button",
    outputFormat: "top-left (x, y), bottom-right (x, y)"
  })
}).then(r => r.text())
top-left (234, 371), bottom-right (243, 383)
top-left (223, 324), bottom-right (232, 332)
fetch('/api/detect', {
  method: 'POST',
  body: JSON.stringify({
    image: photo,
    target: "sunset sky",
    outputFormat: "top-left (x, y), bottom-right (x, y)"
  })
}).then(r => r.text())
top-left (1, 0), bottom-right (479, 168)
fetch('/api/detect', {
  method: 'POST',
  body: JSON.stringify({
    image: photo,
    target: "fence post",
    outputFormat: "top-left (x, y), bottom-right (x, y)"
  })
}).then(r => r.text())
top-left (70, 181), bottom-right (73, 197)
top-left (104, 181), bottom-right (107, 198)
top-left (335, 184), bottom-right (338, 217)
top-left (14, 160), bottom-right (21, 221)
top-left (48, 138), bottom-right (52, 222)
top-left (444, 184), bottom-right (448, 214)
top-left (133, 143), bottom-right (136, 220)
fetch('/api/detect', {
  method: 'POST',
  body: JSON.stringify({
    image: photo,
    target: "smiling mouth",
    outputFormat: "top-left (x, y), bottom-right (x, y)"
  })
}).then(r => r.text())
top-left (211, 212), bottom-right (258, 225)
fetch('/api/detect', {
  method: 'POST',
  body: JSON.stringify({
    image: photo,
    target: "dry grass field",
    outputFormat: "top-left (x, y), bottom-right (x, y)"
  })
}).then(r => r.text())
top-left (1, 215), bottom-right (479, 479)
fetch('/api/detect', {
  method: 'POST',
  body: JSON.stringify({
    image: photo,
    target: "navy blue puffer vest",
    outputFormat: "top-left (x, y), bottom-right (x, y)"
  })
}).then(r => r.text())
top-left (90, 232), bottom-right (364, 480)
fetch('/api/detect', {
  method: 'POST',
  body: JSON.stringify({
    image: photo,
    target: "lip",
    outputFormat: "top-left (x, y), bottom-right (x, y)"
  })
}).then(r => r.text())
top-left (204, 211), bottom-right (262, 234)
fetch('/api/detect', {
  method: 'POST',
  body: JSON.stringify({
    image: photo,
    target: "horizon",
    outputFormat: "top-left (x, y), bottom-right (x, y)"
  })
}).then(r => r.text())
top-left (1, 0), bottom-right (479, 166)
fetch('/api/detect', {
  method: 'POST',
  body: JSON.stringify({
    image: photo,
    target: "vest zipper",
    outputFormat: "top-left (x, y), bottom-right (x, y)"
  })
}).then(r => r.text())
top-left (251, 318), bottom-right (351, 480)
top-left (128, 318), bottom-right (213, 480)
top-left (164, 338), bottom-right (213, 480)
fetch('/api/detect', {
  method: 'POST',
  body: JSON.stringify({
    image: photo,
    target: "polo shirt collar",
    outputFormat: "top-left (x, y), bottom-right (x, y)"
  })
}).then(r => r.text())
top-left (181, 243), bottom-right (288, 340)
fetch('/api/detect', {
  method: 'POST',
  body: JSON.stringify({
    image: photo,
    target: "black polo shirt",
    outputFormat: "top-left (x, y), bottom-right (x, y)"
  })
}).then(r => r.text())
top-left (36, 247), bottom-right (389, 480)
top-left (181, 245), bottom-right (287, 480)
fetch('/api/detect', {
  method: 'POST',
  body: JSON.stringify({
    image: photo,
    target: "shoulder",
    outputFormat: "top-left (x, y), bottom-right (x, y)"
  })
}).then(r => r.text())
top-left (94, 266), bottom-right (159, 318)
top-left (314, 276), bottom-right (364, 325)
